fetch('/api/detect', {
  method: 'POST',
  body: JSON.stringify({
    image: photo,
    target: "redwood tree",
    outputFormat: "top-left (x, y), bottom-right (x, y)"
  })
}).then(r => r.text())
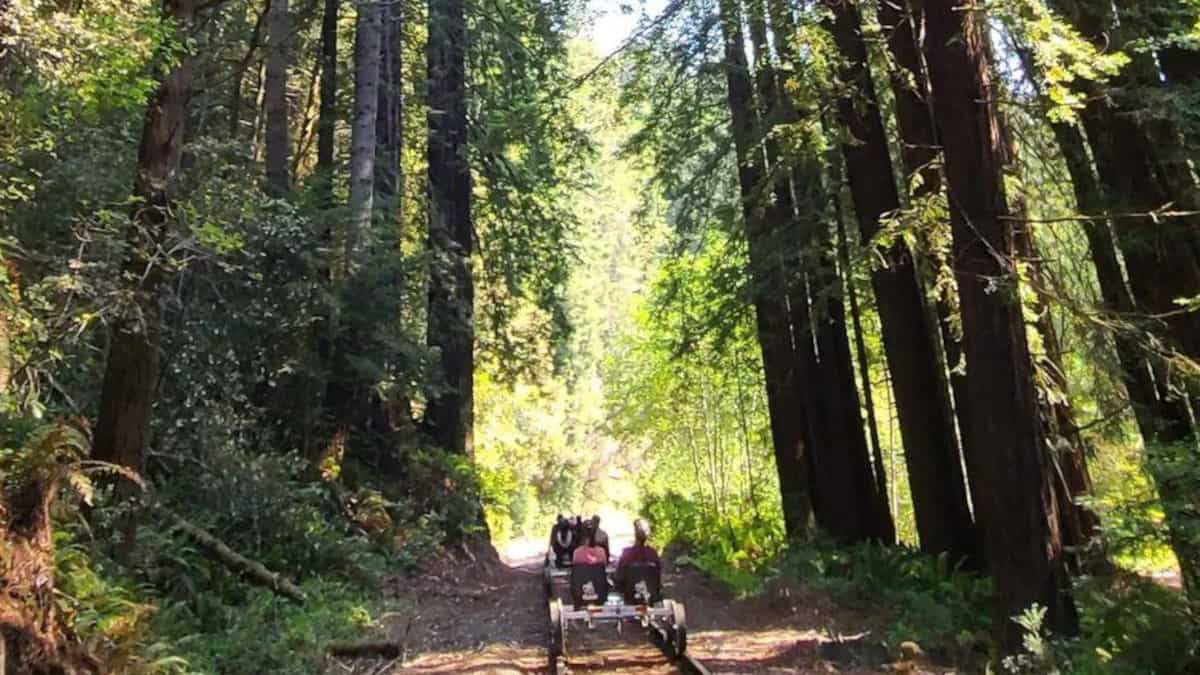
top-left (264, 0), bottom-right (290, 196)
top-left (348, 0), bottom-right (382, 264)
top-left (92, 0), bottom-right (202, 524)
top-left (425, 0), bottom-right (475, 455)
top-left (922, 0), bottom-right (1077, 647)
top-left (824, 0), bottom-right (974, 561)
top-left (716, 0), bottom-right (814, 537)
top-left (315, 0), bottom-right (339, 208)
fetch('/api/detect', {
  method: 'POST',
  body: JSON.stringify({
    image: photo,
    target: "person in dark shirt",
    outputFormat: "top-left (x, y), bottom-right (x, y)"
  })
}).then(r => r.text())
top-left (549, 513), bottom-right (577, 567)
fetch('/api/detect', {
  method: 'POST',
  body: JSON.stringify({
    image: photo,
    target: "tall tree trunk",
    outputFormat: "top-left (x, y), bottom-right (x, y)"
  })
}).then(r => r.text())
top-left (93, 0), bottom-right (199, 532)
top-left (875, 1), bottom-right (982, 550)
top-left (309, 0), bottom-right (339, 460)
top-left (1056, 0), bottom-right (1200, 372)
top-left (717, 0), bottom-right (813, 538)
top-left (375, 0), bottom-right (403, 213)
top-left (264, 0), bottom-right (291, 196)
top-left (1051, 0), bottom-right (1200, 602)
top-left (808, 205), bottom-right (895, 543)
top-left (316, 0), bottom-right (339, 208)
top-left (348, 0), bottom-right (382, 265)
top-left (762, 0), bottom-right (890, 543)
top-left (922, 0), bottom-right (1077, 648)
top-left (834, 191), bottom-right (887, 506)
top-left (824, 0), bottom-right (973, 560)
top-left (228, 4), bottom-right (268, 139)
top-left (1013, 220), bottom-right (1103, 571)
top-left (425, 0), bottom-right (474, 455)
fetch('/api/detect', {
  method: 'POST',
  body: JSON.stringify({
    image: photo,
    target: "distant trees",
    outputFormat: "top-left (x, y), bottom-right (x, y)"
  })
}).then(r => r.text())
top-left (264, 0), bottom-right (290, 196)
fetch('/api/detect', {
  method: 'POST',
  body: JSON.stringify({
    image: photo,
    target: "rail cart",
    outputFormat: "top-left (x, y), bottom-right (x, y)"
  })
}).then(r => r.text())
top-left (543, 556), bottom-right (689, 660)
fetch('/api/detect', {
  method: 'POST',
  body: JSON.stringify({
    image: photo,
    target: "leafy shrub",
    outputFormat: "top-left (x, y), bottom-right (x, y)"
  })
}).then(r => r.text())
top-left (155, 579), bottom-right (378, 675)
top-left (54, 532), bottom-right (193, 675)
top-left (1063, 574), bottom-right (1199, 674)
top-left (782, 538), bottom-right (992, 659)
top-left (644, 490), bottom-right (785, 593)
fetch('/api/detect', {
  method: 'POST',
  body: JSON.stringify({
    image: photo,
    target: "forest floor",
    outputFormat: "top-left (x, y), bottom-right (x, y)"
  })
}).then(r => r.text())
top-left (328, 534), bottom-right (948, 675)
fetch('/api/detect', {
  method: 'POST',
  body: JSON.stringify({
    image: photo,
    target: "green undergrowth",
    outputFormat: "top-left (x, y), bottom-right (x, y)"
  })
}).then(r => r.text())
top-left (775, 538), bottom-right (992, 663)
top-left (57, 532), bottom-right (383, 675)
top-left (41, 442), bottom-right (478, 674)
top-left (643, 490), bottom-right (785, 594)
top-left (659, 519), bottom-right (1196, 674)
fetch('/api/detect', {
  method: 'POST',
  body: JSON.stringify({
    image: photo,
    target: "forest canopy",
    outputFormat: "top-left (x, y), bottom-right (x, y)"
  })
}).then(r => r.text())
top-left (1, 0), bottom-right (1199, 672)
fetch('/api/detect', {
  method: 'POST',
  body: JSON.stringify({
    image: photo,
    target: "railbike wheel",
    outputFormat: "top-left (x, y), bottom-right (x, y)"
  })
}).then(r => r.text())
top-left (548, 599), bottom-right (566, 657)
top-left (671, 601), bottom-right (687, 656)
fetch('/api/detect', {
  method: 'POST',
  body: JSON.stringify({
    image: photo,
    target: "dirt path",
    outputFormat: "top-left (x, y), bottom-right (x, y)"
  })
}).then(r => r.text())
top-left (341, 541), bottom-right (923, 675)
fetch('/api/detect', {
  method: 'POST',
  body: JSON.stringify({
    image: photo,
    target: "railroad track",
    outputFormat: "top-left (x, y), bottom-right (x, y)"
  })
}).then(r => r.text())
top-left (648, 624), bottom-right (711, 675)
top-left (548, 624), bottom-right (711, 675)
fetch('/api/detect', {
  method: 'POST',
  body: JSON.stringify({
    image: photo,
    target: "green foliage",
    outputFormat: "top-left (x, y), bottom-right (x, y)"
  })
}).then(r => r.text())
top-left (1088, 438), bottom-right (1182, 573)
top-left (1065, 575), bottom-right (1199, 674)
top-left (993, 0), bottom-right (1129, 121)
top-left (645, 491), bottom-right (784, 594)
top-left (990, 577), bottom-right (1198, 674)
top-left (783, 540), bottom-right (992, 656)
top-left (155, 579), bottom-right (377, 675)
top-left (54, 533), bottom-right (193, 675)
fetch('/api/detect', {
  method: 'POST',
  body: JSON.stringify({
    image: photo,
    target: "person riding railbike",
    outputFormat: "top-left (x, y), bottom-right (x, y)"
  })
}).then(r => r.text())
top-left (571, 520), bottom-right (608, 566)
top-left (549, 514), bottom-right (578, 568)
top-left (588, 514), bottom-right (612, 564)
top-left (614, 518), bottom-right (661, 603)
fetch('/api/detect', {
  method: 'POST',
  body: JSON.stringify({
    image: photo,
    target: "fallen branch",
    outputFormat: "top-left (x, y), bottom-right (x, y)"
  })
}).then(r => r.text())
top-left (326, 640), bottom-right (401, 659)
top-left (160, 508), bottom-right (307, 603)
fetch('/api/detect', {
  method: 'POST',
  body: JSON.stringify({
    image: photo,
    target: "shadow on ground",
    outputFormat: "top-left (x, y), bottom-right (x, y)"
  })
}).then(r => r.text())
top-left (325, 535), bottom-right (924, 675)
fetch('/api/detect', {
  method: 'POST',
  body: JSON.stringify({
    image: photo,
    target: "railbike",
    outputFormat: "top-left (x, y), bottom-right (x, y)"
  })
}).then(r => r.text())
top-left (542, 553), bottom-right (689, 660)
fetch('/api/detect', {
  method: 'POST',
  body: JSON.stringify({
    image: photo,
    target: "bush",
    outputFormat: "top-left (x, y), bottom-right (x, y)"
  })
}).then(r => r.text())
top-left (155, 579), bottom-right (378, 675)
top-left (643, 490), bottom-right (785, 594)
top-left (1063, 574), bottom-right (1199, 674)
top-left (782, 538), bottom-right (992, 659)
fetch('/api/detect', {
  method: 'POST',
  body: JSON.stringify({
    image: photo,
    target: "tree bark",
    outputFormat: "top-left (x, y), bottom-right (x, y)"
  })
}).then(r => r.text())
top-left (264, 0), bottom-right (291, 196)
top-left (834, 191), bottom-right (887, 506)
top-left (717, 0), bottom-right (813, 538)
top-left (93, 0), bottom-right (199, 485)
top-left (824, 0), bottom-right (974, 560)
top-left (1014, 216), bottom-right (1103, 572)
top-left (316, 0), bottom-right (339, 208)
top-left (761, 0), bottom-right (889, 543)
top-left (922, 0), bottom-right (1077, 647)
top-left (1050, 0), bottom-right (1200, 605)
top-left (808, 208), bottom-right (895, 543)
top-left (875, 0), bottom-right (981, 540)
top-left (348, 0), bottom-right (382, 266)
top-left (425, 0), bottom-right (475, 455)
top-left (375, 0), bottom-right (403, 213)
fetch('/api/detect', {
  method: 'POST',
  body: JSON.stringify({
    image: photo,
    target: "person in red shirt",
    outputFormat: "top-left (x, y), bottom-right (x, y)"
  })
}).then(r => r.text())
top-left (571, 521), bottom-right (608, 566)
top-left (616, 518), bottom-right (660, 573)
